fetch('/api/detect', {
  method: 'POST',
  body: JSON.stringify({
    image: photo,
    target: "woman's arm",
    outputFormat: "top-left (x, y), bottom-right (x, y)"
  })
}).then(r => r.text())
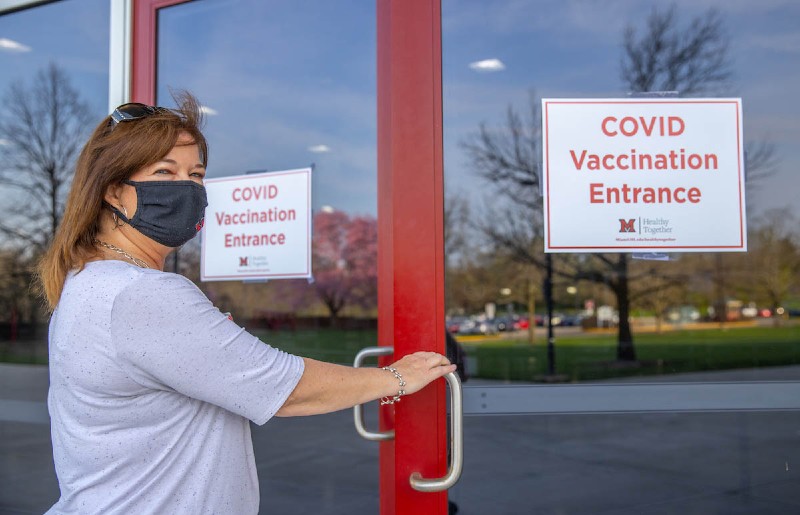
top-left (276, 352), bottom-right (456, 417)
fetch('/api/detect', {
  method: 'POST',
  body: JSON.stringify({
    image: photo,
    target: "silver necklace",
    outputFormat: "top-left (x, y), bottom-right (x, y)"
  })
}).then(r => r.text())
top-left (95, 240), bottom-right (150, 269)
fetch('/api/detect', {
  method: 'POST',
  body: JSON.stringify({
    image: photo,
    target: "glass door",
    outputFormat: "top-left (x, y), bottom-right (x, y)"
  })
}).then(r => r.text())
top-left (132, 1), bottom-right (800, 514)
top-left (131, 1), bottom-right (450, 514)
top-left (441, 0), bottom-right (800, 513)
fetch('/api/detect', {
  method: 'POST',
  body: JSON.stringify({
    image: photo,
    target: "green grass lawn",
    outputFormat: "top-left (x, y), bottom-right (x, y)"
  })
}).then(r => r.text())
top-left (5, 324), bottom-right (799, 383)
top-left (255, 324), bottom-right (800, 382)
top-left (464, 325), bottom-right (800, 382)
top-left (252, 328), bottom-right (379, 364)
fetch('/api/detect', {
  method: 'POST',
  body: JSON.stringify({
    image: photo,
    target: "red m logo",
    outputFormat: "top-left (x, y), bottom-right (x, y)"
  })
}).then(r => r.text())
top-left (239, 257), bottom-right (248, 266)
top-left (618, 219), bottom-right (636, 233)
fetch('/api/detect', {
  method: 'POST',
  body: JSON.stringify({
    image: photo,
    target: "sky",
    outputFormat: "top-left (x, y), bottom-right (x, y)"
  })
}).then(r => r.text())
top-left (0, 0), bottom-right (798, 221)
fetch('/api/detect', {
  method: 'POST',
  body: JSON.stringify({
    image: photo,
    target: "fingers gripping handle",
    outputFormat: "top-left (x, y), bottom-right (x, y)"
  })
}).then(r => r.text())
top-left (353, 346), bottom-right (395, 441)
top-left (409, 371), bottom-right (464, 492)
top-left (353, 349), bottom-right (465, 491)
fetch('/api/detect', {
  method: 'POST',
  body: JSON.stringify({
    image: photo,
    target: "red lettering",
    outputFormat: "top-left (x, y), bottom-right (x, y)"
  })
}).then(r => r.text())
top-left (570, 150), bottom-right (587, 169)
top-left (688, 187), bottom-right (701, 203)
top-left (232, 185), bottom-right (278, 202)
top-left (668, 116), bottom-right (685, 136)
top-left (590, 183), bottom-right (603, 203)
top-left (640, 116), bottom-right (656, 136)
top-left (619, 117), bottom-right (637, 136)
top-left (599, 115), bottom-right (686, 137)
top-left (601, 117), bottom-right (617, 136)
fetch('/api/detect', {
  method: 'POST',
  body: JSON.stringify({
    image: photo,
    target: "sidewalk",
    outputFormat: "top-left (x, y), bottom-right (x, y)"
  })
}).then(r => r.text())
top-left (3, 363), bottom-right (800, 514)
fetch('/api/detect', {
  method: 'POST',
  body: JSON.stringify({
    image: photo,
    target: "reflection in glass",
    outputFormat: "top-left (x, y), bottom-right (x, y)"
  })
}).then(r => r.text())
top-left (157, 0), bottom-right (377, 215)
top-left (156, 4), bottom-right (381, 512)
top-left (442, 0), bottom-right (800, 384)
top-left (449, 412), bottom-right (800, 513)
top-left (0, 1), bottom-right (110, 512)
top-left (0, 0), bottom-right (108, 359)
top-left (157, 1), bottom-right (379, 359)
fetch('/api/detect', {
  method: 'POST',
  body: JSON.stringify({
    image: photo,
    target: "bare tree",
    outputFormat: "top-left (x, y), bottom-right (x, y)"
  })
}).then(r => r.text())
top-left (622, 5), bottom-right (778, 202)
top-left (463, 95), bottom-right (684, 361)
top-left (0, 62), bottom-right (95, 251)
top-left (621, 5), bottom-right (731, 96)
top-left (744, 209), bottom-right (799, 325)
top-left (0, 248), bottom-right (38, 326)
top-left (444, 192), bottom-right (472, 264)
top-left (464, 5), bottom-right (733, 361)
top-left (743, 140), bottom-right (779, 199)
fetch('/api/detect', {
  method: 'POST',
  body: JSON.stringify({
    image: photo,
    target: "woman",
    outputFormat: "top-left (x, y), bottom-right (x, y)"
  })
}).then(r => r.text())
top-left (38, 92), bottom-right (455, 514)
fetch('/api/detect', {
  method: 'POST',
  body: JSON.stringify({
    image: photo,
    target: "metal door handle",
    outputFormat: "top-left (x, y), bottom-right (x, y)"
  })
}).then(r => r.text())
top-left (409, 371), bottom-right (463, 492)
top-left (353, 346), bottom-right (395, 441)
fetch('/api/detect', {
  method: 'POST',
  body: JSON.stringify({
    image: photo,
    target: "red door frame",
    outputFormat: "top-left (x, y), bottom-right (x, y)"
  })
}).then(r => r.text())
top-left (131, 0), bottom-right (191, 104)
top-left (131, 1), bottom-right (448, 513)
top-left (377, 1), bottom-right (447, 514)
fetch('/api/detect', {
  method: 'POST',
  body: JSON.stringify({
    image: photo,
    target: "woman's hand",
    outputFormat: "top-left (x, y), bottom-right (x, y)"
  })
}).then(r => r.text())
top-left (388, 351), bottom-right (457, 397)
top-left (277, 351), bottom-right (457, 417)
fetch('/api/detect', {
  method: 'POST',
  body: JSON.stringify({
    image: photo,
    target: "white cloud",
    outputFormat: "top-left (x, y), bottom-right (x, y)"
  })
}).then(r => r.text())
top-left (308, 144), bottom-right (331, 153)
top-left (469, 58), bottom-right (506, 72)
top-left (0, 38), bottom-right (31, 52)
top-left (200, 105), bottom-right (218, 115)
top-left (0, 139), bottom-right (9, 146)
top-left (748, 32), bottom-right (800, 54)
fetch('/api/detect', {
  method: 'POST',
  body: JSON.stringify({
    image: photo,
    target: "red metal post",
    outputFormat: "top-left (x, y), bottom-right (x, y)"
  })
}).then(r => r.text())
top-left (131, 0), bottom-right (191, 105)
top-left (377, 1), bottom-right (447, 514)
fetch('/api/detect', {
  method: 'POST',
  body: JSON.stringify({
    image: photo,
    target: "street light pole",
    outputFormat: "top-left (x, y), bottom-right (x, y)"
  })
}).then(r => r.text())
top-left (544, 253), bottom-right (555, 376)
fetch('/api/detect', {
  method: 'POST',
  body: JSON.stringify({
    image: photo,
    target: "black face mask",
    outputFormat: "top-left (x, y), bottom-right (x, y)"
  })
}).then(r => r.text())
top-left (112, 180), bottom-right (208, 247)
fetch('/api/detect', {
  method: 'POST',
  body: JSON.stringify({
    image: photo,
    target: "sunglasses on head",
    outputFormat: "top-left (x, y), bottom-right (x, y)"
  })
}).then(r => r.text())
top-left (109, 102), bottom-right (166, 126)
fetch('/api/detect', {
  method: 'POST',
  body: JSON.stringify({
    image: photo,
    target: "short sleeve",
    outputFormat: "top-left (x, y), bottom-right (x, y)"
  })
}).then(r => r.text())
top-left (110, 272), bottom-right (304, 425)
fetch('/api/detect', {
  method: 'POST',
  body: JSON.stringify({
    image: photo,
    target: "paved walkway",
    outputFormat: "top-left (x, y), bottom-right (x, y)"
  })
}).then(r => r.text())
top-left (2, 363), bottom-right (800, 514)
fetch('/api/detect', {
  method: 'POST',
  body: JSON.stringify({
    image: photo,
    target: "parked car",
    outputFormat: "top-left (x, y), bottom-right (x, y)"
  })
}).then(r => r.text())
top-left (457, 317), bottom-right (499, 335)
top-left (559, 314), bottom-right (585, 326)
top-left (665, 305), bottom-right (700, 323)
top-left (495, 316), bottom-right (514, 332)
top-left (456, 318), bottom-right (479, 335)
top-left (478, 319), bottom-right (500, 335)
top-left (446, 316), bottom-right (468, 334)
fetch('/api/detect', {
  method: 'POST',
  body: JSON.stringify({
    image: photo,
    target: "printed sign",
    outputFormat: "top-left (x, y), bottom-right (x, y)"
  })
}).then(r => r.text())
top-left (542, 98), bottom-right (746, 252)
top-left (201, 168), bottom-right (312, 281)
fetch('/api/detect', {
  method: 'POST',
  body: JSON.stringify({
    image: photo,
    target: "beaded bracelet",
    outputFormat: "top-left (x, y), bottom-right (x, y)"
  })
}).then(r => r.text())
top-left (380, 366), bottom-right (406, 405)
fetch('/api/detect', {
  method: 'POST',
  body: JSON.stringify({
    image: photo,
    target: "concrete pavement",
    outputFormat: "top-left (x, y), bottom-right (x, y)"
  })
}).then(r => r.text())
top-left (2, 363), bottom-right (800, 514)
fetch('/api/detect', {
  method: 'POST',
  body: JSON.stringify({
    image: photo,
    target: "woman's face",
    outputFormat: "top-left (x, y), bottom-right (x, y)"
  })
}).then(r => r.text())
top-left (114, 132), bottom-right (206, 218)
top-left (128, 132), bottom-right (206, 185)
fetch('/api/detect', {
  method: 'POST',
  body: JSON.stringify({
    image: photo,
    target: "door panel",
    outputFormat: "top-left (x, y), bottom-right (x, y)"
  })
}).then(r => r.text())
top-left (442, 0), bottom-right (800, 513)
top-left (448, 411), bottom-right (800, 514)
top-left (132, 1), bottom-right (800, 514)
top-left (133, 0), bottom-right (403, 513)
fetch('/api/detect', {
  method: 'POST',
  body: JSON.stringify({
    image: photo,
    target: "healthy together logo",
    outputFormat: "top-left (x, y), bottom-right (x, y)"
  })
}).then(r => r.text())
top-left (618, 218), bottom-right (636, 233)
top-left (615, 217), bottom-right (677, 242)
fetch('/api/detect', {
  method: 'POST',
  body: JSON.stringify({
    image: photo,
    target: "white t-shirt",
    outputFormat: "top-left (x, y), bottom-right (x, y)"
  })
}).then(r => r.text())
top-left (46, 260), bottom-right (305, 514)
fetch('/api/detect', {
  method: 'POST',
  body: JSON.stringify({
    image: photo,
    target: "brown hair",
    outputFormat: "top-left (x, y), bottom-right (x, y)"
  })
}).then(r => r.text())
top-left (37, 91), bottom-right (209, 309)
